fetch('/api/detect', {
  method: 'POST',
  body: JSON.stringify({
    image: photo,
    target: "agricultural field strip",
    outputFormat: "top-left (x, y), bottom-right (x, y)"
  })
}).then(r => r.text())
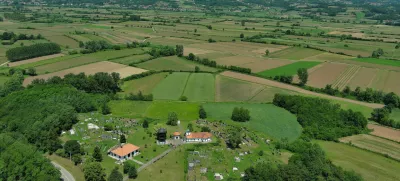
top-left (339, 134), bottom-right (400, 160)
top-left (331, 65), bottom-right (361, 90)
top-left (221, 71), bottom-right (384, 109)
top-left (368, 124), bottom-right (400, 142)
top-left (8, 53), bottom-right (65, 67)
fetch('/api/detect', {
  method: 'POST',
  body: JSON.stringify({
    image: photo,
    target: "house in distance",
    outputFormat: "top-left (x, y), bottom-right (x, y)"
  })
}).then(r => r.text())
top-left (108, 143), bottom-right (140, 161)
top-left (184, 130), bottom-right (212, 142)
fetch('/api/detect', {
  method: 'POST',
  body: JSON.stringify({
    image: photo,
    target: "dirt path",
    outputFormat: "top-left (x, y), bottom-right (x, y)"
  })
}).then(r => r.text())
top-left (221, 71), bottom-right (384, 109)
top-left (51, 161), bottom-right (75, 181)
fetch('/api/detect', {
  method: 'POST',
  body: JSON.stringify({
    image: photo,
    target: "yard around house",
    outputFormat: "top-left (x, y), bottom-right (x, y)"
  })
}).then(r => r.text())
top-left (203, 102), bottom-right (302, 142)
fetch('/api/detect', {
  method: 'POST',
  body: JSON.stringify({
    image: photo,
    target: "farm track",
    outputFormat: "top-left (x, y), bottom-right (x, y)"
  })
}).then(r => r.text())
top-left (332, 65), bottom-right (361, 90)
top-left (221, 71), bottom-right (384, 109)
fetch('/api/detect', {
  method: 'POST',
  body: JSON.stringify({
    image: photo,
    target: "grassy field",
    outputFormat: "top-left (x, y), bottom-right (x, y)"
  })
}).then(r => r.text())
top-left (152, 72), bottom-right (189, 100)
top-left (145, 101), bottom-right (199, 121)
top-left (318, 141), bottom-right (400, 181)
top-left (330, 99), bottom-right (373, 118)
top-left (352, 58), bottom-right (400, 67)
top-left (110, 54), bottom-right (153, 65)
top-left (390, 108), bottom-right (400, 123)
top-left (109, 100), bottom-right (152, 118)
top-left (182, 73), bottom-right (215, 102)
top-left (203, 102), bottom-right (302, 141)
top-left (216, 75), bottom-right (265, 102)
top-left (270, 47), bottom-right (324, 60)
top-left (258, 61), bottom-right (321, 77)
top-left (121, 72), bottom-right (168, 95)
top-left (340, 134), bottom-right (400, 160)
top-left (136, 56), bottom-right (218, 72)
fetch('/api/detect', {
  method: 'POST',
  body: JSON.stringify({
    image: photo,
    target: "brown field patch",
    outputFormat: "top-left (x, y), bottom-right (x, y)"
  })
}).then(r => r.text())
top-left (368, 124), bottom-right (400, 142)
top-left (382, 71), bottom-right (400, 95)
top-left (8, 54), bottom-right (65, 67)
top-left (183, 47), bottom-right (214, 56)
top-left (307, 62), bottom-right (349, 88)
top-left (221, 71), bottom-right (383, 108)
top-left (303, 52), bottom-right (352, 61)
top-left (188, 42), bottom-right (287, 56)
top-left (347, 67), bottom-right (378, 89)
top-left (340, 134), bottom-right (400, 160)
top-left (24, 61), bottom-right (147, 86)
top-left (215, 55), bottom-right (259, 66)
top-left (240, 59), bottom-right (293, 73)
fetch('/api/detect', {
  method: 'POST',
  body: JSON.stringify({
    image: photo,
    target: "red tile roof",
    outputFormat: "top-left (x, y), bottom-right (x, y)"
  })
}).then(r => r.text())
top-left (111, 144), bottom-right (140, 157)
top-left (186, 132), bottom-right (212, 139)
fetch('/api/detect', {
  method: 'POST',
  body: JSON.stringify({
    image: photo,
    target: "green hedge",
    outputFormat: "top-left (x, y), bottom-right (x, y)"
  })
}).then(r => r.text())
top-left (6, 43), bottom-right (61, 62)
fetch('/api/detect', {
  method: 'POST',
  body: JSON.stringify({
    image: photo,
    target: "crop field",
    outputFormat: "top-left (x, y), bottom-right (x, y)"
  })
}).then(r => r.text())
top-left (307, 62), bottom-right (350, 88)
top-left (258, 61), bottom-right (321, 77)
top-left (182, 73), bottom-right (215, 102)
top-left (303, 52), bottom-right (352, 61)
top-left (318, 141), bottom-right (400, 181)
top-left (352, 58), bottom-right (400, 67)
top-left (121, 72), bottom-right (168, 95)
top-left (109, 54), bottom-right (153, 65)
top-left (340, 134), bottom-right (400, 160)
top-left (8, 53), bottom-right (65, 67)
top-left (215, 75), bottom-right (264, 102)
top-left (136, 56), bottom-right (218, 72)
top-left (152, 72), bottom-right (190, 100)
top-left (203, 102), bottom-right (302, 141)
top-left (46, 35), bottom-right (79, 48)
top-left (269, 47), bottom-right (325, 60)
top-left (368, 124), bottom-right (400, 142)
top-left (23, 61), bottom-right (147, 85)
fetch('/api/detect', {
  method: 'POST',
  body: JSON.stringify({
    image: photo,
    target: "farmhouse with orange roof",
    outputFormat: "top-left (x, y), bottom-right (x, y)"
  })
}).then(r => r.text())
top-left (108, 143), bottom-right (140, 161)
top-left (184, 130), bottom-right (212, 142)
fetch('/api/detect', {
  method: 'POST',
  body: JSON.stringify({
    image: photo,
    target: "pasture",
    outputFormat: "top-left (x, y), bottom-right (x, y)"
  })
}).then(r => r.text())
top-left (152, 72), bottom-right (190, 100)
top-left (121, 72), bottom-right (168, 95)
top-left (182, 73), bottom-right (215, 102)
top-left (318, 141), bottom-right (400, 181)
top-left (203, 102), bottom-right (302, 141)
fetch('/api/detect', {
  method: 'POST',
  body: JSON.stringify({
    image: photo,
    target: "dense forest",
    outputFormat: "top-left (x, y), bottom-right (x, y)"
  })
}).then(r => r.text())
top-left (273, 94), bottom-right (368, 141)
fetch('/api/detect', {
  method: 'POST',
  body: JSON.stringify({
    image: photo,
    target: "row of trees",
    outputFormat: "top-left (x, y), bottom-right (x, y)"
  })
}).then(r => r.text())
top-left (6, 43), bottom-right (61, 61)
top-left (80, 40), bottom-right (111, 53)
top-left (186, 53), bottom-right (252, 73)
top-left (371, 106), bottom-right (400, 129)
top-left (273, 94), bottom-right (368, 140)
top-left (0, 32), bottom-right (44, 45)
top-left (245, 138), bottom-right (362, 181)
top-left (30, 72), bottom-right (121, 94)
top-left (125, 91), bottom-right (153, 101)
top-left (149, 45), bottom-right (176, 57)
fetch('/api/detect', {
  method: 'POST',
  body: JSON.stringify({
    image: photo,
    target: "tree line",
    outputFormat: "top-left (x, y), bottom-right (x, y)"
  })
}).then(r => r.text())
top-left (186, 52), bottom-right (251, 74)
top-left (0, 31), bottom-right (44, 45)
top-left (6, 42), bottom-right (61, 62)
top-left (273, 94), bottom-right (368, 141)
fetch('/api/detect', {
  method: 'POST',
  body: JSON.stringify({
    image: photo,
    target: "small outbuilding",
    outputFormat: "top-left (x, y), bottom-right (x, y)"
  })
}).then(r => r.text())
top-left (157, 128), bottom-right (167, 144)
top-left (214, 173), bottom-right (224, 180)
top-left (173, 132), bottom-right (181, 139)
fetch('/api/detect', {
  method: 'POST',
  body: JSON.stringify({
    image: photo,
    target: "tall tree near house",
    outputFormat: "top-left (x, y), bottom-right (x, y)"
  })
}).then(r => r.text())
top-left (199, 106), bottom-right (207, 119)
top-left (64, 140), bottom-right (81, 160)
top-left (167, 112), bottom-right (178, 126)
top-left (297, 68), bottom-right (308, 86)
top-left (176, 45), bottom-right (184, 57)
top-left (108, 167), bottom-right (123, 181)
top-left (120, 134), bottom-right (126, 144)
top-left (143, 119), bottom-right (149, 128)
top-left (84, 162), bottom-right (106, 181)
top-left (92, 146), bottom-right (103, 162)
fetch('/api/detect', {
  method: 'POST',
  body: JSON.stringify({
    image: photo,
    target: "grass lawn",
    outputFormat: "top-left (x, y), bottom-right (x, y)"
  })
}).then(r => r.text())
top-left (120, 72), bottom-right (168, 95)
top-left (317, 141), bottom-right (400, 181)
top-left (330, 99), bottom-right (373, 118)
top-left (145, 101), bottom-right (199, 121)
top-left (134, 147), bottom-right (185, 181)
top-left (46, 154), bottom-right (85, 181)
top-left (0, 75), bottom-right (10, 85)
top-left (136, 56), bottom-right (218, 72)
top-left (152, 72), bottom-right (190, 100)
top-left (203, 102), bottom-right (302, 141)
top-left (182, 73), bottom-right (215, 102)
top-left (352, 58), bottom-right (400, 67)
top-left (258, 61), bottom-right (321, 77)
top-left (390, 108), bottom-right (400, 123)
top-left (109, 100), bottom-right (152, 118)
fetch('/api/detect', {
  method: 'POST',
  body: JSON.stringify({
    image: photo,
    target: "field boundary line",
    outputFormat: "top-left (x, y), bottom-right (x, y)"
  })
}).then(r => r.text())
top-left (180, 73), bottom-right (192, 98)
top-left (332, 65), bottom-right (354, 88)
top-left (247, 86), bottom-right (267, 102)
top-left (366, 69), bottom-right (379, 87)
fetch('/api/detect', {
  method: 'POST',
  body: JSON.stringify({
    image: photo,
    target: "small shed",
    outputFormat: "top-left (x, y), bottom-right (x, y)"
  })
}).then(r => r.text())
top-left (173, 132), bottom-right (181, 139)
top-left (214, 173), bottom-right (224, 180)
